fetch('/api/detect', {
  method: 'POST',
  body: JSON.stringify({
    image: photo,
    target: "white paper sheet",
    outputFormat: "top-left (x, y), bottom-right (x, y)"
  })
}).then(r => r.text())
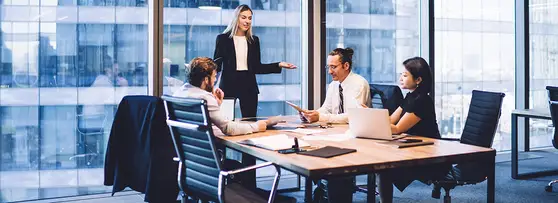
top-left (285, 128), bottom-right (324, 135)
top-left (301, 134), bottom-right (353, 142)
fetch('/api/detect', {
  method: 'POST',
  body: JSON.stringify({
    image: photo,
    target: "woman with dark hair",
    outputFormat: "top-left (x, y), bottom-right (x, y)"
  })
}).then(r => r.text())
top-left (378, 57), bottom-right (448, 203)
top-left (214, 4), bottom-right (296, 118)
top-left (389, 56), bottom-right (440, 138)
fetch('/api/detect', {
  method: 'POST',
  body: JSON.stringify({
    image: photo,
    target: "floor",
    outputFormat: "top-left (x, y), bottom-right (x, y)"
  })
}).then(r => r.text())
top-left (12, 150), bottom-right (558, 203)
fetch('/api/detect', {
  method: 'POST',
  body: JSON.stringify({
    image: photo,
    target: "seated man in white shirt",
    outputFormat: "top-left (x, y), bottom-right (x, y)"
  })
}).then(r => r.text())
top-left (302, 48), bottom-right (371, 124)
top-left (172, 57), bottom-right (270, 190)
top-left (172, 57), bottom-right (268, 136)
top-left (303, 48), bottom-right (371, 203)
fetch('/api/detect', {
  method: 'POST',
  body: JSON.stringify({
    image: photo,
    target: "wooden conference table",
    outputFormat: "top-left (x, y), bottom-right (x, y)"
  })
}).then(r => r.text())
top-left (214, 118), bottom-right (496, 203)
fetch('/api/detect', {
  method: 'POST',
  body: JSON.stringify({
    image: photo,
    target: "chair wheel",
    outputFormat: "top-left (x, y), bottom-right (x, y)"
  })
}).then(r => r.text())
top-left (432, 185), bottom-right (441, 199)
top-left (432, 189), bottom-right (441, 199)
top-left (545, 185), bottom-right (553, 192)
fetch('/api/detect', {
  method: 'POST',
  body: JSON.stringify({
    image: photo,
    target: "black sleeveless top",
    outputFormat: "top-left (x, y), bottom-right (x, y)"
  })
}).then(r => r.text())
top-left (399, 91), bottom-right (441, 139)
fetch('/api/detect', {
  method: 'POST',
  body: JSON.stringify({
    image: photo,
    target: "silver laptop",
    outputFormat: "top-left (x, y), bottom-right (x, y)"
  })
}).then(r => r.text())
top-left (220, 98), bottom-right (236, 121)
top-left (347, 108), bottom-right (406, 140)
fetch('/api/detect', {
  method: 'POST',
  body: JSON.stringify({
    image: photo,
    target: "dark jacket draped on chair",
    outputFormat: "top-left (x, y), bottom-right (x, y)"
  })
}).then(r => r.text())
top-left (104, 95), bottom-right (178, 202)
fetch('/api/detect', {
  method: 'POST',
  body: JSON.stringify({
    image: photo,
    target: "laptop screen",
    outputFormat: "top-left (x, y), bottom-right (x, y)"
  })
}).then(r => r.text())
top-left (220, 98), bottom-right (236, 121)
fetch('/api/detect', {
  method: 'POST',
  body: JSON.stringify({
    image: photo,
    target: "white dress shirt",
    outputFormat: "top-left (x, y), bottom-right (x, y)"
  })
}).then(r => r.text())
top-left (317, 71), bottom-right (371, 123)
top-left (173, 84), bottom-right (259, 135)
top-left (233, 36), bottom-right (248, 71)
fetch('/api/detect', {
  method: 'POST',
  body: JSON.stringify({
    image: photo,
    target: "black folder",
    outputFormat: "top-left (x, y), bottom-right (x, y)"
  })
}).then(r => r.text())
top-left (297, 146), bottom-right (356, 158)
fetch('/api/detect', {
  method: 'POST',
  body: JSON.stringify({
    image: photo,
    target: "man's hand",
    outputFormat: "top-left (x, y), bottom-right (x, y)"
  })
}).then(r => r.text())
top-left (298, 112), bottom-right (309, 123)
top-left (302, 110), bottom-right (320, 123)
top-left (255, 120), bottom-right (267, 132)
top-left (213, 87), bottom-right (224, 105)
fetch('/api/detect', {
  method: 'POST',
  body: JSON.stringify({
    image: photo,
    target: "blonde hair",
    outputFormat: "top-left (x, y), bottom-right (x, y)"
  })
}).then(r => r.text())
top-left (223, 4), bottom-right (254, 42)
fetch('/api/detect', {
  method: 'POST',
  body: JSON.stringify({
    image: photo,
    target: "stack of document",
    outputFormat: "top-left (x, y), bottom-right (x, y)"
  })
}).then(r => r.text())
top-left (240, 134), bottom-right (309, 151)
top-left (285, 128), bottom-right (324, 135)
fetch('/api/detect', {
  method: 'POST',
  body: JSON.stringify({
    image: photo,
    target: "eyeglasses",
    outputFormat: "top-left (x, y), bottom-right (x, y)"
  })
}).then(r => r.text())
top-left (325, 64), bottom-right (341, 70)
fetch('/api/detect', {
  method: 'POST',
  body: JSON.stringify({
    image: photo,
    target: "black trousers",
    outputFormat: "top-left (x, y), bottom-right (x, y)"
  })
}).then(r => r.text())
top-left (237, 93), bottom-right (258, 118)
top-left (223, 70), bottom-right (259, 119)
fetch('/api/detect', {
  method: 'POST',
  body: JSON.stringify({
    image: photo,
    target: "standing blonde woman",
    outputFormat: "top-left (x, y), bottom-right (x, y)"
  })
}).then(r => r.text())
top-left (214, 4), bottom-right (297, 118)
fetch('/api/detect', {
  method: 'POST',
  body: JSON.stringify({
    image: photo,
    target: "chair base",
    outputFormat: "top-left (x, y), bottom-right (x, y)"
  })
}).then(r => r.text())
top-left (546, 180), bottom-right (558, 192)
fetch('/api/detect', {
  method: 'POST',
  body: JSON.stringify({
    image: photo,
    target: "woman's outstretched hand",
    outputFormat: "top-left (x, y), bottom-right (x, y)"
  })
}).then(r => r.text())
top-left (279, 62), bottom-right (297, 69)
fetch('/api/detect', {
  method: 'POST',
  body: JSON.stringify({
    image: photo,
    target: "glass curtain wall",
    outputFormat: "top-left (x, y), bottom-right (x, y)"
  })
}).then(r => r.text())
top-left (0, 0), bottom-right (149, 201)
top-left (162, 0), bottom-right (302, 117)
top-left (529, 0), bottom-right (558, 148)
top-left (324, 0), bottom-right (422, 85)
top-left (434, 0), bottom-right (515, 151)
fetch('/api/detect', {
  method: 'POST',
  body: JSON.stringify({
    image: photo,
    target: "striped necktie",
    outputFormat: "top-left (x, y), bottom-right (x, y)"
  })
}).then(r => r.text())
top-left (338, 84), bottom-right (344, 114)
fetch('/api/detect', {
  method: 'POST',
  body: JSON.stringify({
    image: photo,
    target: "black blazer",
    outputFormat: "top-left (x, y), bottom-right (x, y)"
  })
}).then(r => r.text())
top-left (213, 33), bottom-right (282, 96)
top-left (104, 96), bottom-right (179, 202)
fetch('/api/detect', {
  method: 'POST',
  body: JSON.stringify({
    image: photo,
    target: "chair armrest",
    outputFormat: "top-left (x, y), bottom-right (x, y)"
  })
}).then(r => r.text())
top-left (220, 161), bottom-right (275, 177)
top-left (219, 162), bottom-right (281, 203)
top-left (439, 138), bottom-right (461, 141)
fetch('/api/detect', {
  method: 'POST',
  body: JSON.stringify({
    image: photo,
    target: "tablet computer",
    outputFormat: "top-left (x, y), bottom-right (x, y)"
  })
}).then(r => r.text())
top-left (285, 101), bottom-right (305, 112)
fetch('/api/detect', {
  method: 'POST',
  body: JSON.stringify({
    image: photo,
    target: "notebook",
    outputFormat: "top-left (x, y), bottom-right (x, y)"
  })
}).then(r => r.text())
top-left (297, 146), bottom-right (356, 158)
top-left (239, 134), bottom-right (310, 151)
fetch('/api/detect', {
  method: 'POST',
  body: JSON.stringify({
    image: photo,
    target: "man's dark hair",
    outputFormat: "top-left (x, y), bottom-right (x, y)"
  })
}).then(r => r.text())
top-left (188, 57), bottom-right (216, 87)
top-left (328, 47), bottom-right (355, 70)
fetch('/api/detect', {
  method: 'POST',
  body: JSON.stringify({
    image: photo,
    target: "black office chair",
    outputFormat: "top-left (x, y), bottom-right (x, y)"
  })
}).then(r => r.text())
top-left (547, 86), bottom-right (558, 101)
top-left (544, 85), bottom-right (558, 192)
top-left (74, 106), bottom-right (108, 167)
top-left (161, 95), bottom-right (282, 203)
top-left (370, 86), bottom-right (385, 109)
top-left (369, 84), bottom-right (404, 114)
top-left (430, 90), bottom-right (505, 203)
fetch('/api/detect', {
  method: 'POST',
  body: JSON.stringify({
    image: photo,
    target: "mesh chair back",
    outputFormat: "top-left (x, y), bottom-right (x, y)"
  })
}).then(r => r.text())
top-left (547, 86), bottom-right (558, 102)
top-left (369, 84), bottom-right (403, 114)
top-left (370, 86), bottom-right (385, 109)
top-left (162, 95), bottom-right (223, 202)
top-left (550, 101), bottom-right (558, 148)
top-left (547, 87), bottom-right (558, 148)
top-left (460, 90), bottom-right (505, 148)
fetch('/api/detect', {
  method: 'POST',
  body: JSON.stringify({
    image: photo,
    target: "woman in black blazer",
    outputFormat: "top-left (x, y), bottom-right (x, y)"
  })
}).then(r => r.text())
top-left (213, 4), bottom-right (296, 118)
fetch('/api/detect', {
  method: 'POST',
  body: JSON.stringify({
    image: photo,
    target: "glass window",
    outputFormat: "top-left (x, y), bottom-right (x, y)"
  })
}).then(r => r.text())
top-left (325, 0), bottom-right (420, 85)
top-left (435, 0), bottom-right (515, 151)
top-left (162, 1), bottom-right (303, 117)
top-left (529, 0), bottom-right (558, 148)
top-left (0, 1), bottom-right (149, 202)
